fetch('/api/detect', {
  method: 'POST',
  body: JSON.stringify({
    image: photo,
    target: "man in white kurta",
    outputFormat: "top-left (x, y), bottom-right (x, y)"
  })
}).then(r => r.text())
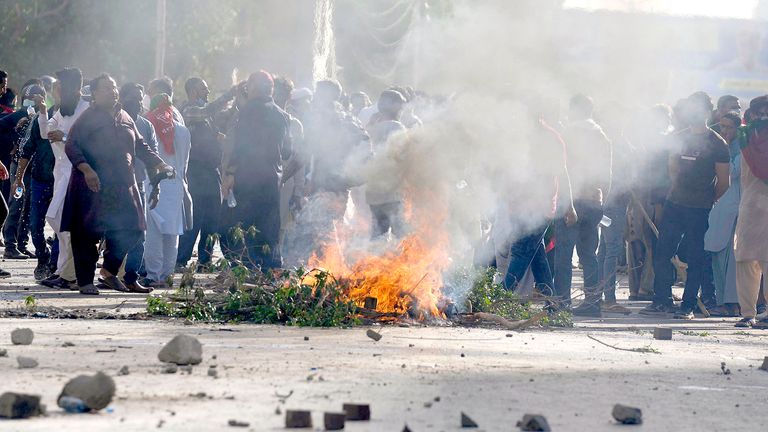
top-left (37, 68), bottom-right (89, 290)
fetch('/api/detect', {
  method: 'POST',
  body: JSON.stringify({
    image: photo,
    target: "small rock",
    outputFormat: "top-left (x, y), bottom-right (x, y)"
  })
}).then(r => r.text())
top-left (179, 365), bottom-right (193, 374)
top-left (285, 410), bottom-right (312, 428)
top-left (303, 336), bottom-right (309, 341)
top-left (158, 334), bottom-right (202, 365)
top-left (612, 404), bottom-right (643, 425)
top-left (17, 356), bottom-right (38, 369)
top-left (228, 419), bottom-right (250, 427)
top-left (759, 356), bottom-right (768, 371)
top-left (324, 412), bottom-right (346, 430)
top-left (343, 403), bottom-right (371, 421)
top-left (162, 364), bottom-right (178, 374)
top-left (720, 362), bottom-right (731, 375)
top-left (208, 367), bottom-right (218, 378)
top-left (58, 371), bottom-right (116, 411)
top-left (118, 366), bottom-right (130, 376)
top-left (275, 406), bottom-right (282, 415)
top-left (424, 402), bottom-right (432, 408)
top-left (62, 341), bottom-right (75, 347)
top-left (403, 425), bottom-right (413, 432)
top-left (366, 329), bottom-right (382, 341)
top-left (0, 348), bottom-right (7, 357)
top-left (461, 412), bottom-right (479, 428)
top-left (653, 328), bottom-right (672, 340)
top-left (11, 328), bottom-right (34, 345)
top-left (517, 414), bottom-right (551, 431)
top-left (0, 392), bottom-right (44, 418)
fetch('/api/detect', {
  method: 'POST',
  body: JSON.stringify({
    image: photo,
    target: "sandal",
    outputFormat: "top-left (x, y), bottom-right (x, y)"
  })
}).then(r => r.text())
top-left (735, 317), bottom-right (756, 328)
top-left (98, 275), bottom-right (129, 292)
top-left (0, 269), bottom-right (10, 278)
top-left (124, 281), bottom-right (153, 294)
top-left (79, 284), bottom-right (100, 295)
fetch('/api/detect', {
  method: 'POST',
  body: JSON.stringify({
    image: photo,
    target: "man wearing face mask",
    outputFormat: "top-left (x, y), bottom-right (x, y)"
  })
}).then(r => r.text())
top-left (12, 84), bottom-right (57, 279)
top-left (176, 77), bottom-right (236, 271)
top-left (118, 82), bottom-right (158, 293)
top-left (62, 74), bottom-right (173, 295)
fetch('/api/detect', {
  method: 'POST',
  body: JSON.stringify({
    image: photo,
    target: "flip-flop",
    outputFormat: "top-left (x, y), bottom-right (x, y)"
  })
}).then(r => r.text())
top-left (99, 275), bottom-right (130, 292)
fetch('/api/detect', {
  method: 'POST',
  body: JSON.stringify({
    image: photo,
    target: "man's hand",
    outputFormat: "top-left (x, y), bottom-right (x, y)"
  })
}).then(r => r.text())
top-left (78, 164), bottom-right (100, 192)
top-left (47, 130), bottom-right (66, 142)
top-left (0, 162), bottom-right (8, 181)
top-left (221, 174), bottom-right (234, 197)
top-left (33, 95), bottom-right (46, 112)
top-left (11, 178), bottom-right (24, 196)
top-left (565, 206), bottom-right (578, 226)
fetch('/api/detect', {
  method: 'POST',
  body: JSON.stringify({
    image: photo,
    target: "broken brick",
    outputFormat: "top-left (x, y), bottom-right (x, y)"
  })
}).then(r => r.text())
top-left (612, 404), bottom-right (642, 425)
top-left (343, 403), bottom-right (371, 421)
top-left (285, 410), bottom-right (312, 428)
top-left (324, 412), bottom-right (346, 430)
top-left (0, 392), bottom-right (44, 419)
top-left (653, 328), bottom-right (672, 340)
top-left (517, 414), bottom-right (551, 431)
top-left (366, 329), bottom-right (382, 341)
top-left (461, 412), bottom-right (478, 428)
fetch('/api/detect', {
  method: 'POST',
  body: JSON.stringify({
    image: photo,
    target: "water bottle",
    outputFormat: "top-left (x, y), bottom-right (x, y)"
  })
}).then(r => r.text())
top-left (59, 396), bottom-right (89, 413)
top-left (13, 186), bottom-right (23, 199)
top-left (227, 190), bottom-right (237, 208)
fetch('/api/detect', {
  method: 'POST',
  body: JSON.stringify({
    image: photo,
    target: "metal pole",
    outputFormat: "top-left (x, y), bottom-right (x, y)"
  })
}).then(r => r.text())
top-left (155, 0), bottom-right (167, 78)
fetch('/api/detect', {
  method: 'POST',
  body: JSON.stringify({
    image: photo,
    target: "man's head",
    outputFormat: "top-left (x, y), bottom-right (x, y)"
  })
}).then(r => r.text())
top-left (377, 89), bottom-right (406, 120)
top-left (22, 84), bottom-right (45, 110)
top-left (119, 82), bottom-right (145, 120)
top-left (289, 87), bottom-right (312, 114)
top-left (90, 73), bottom-right (118, 110)
top-left (718, 111), bottom-right (741, 143)
top-left (569, 94), bottom-right (594, 121)
top-left (246, 70), bottom-right (274, 100)
top-left (350, 91), bottom-right (371, 115)
top-left (148, 77), bottom-right (174, 99)
top-left (54, 68), bottom-right (83, 116)
top-left (314, 80), bottom-right (342, 108)
top-left (676, 93), bottom-right (713, 129)
top-left (184, 77), bottom-right (209, 104)
top-left (748, 95), bottom-right (768, 120)
top-left (716, 95), bottom-right (740, 116)
top-left (0, 70), bottom-right (8, 97)
top-left (273, 75), bottom-right (294, 109)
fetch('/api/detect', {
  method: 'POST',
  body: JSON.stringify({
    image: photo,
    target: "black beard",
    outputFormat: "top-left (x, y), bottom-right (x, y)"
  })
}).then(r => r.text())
top-left (59, 92), bottom-right (80, 116)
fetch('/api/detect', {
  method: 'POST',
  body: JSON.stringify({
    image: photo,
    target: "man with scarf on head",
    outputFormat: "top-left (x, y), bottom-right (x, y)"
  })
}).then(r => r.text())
top-left (37, 68), bottom-right (89, 290)
top-left (62, 73), bottom-right (173, 295)
top-left (222, 70), bottom-right (291, 270)
top-left (640, 94), bottom-right (730, 319)
top-left (117, 82), bottom-right (158, 293)
top-left (733, 96), bottom-right (768, 328)
top-left (176, 77), bottom-right (237, 271)
top-left (142, 93), bottom-right (192, 287)
top-left (11, 83), bottom-right (57, 280)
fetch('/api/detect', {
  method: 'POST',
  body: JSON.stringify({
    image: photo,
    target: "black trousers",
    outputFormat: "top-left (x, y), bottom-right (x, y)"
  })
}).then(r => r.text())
top-left (177, 192), bottom-right (221, 267)
top-left (70, 228), bottom-right (141, 287)
top-left (3, 161), bottom-right (31, 251)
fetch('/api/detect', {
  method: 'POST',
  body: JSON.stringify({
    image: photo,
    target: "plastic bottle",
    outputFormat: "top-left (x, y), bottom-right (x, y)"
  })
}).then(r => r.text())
top-left (13, 186), bottom-right (23, 200)
top-left (227, 190), bottom-right (237, 208)
top-left (59, 396), bottom-right (89, 413)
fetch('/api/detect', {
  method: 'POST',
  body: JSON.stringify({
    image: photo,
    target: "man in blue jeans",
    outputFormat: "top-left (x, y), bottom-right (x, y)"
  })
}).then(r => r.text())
top-left (555, 95), bottom-right (612, 316)
top-left (12, 86), bottom-right (55, 280)
top-left (640, 94), bottom-right (730, 319)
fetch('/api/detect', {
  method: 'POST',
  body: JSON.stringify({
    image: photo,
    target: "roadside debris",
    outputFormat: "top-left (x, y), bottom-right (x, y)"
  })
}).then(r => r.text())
top-left (759, 357), bottom-right (768, 371)
top-left (653, 328), bottom-right (672, 340)
top-left (11, 328), bottom-right (34, 345)
top-left (162, 364), bottom-right (179, 374)
top-left (0, 348), bottom-right (6, 357)
top-left (208, 366), bottom-right (218, 378)
top-left (62, 341), bottom-right (75, 347)
top-left (285, 410), bottom-right (312, 428)
top-left (612, 404), bottom-right (643, 425)
top-left (343, 403), bottom-right (371, 421)
top-left (0, 392), bottom-right (44, 418)
top-left (58, 371), bottom-right (116, 411)
top-left (17, 356), bottom-right (39, 369)
top-left (158, 334), bottom-right (202, 365)
top-left (324, 412), bottom-right (346, 430)
top-left (118, 366), bottom-right (130, 376)
top-left (461, 412), bottom-right (479, 428)
top-left (228, 419), bottom-right (250, 427)
top-left (402, 425), bottom-right (413, 432)
top-left (517, 414), bottom-right (551, 431)
top-left (472, 311), bottom-right (547, 330)
top-left (720, 362), bottom-right (731, 375)
top-left (366, 329), bottom-right (382, 341)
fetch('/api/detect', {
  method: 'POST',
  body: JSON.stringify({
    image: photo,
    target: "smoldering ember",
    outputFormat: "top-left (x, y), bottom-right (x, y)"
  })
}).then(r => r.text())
top-left (1, 0), bottom-right (768, 430)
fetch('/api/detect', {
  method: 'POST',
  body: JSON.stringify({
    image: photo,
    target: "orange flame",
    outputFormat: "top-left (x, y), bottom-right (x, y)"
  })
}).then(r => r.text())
top-left (308, 192), bottom-right (450, 318)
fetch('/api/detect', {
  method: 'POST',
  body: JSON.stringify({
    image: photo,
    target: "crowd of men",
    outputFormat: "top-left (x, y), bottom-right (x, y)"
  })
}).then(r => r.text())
top-left (0, 67), bottom-right (766, 328)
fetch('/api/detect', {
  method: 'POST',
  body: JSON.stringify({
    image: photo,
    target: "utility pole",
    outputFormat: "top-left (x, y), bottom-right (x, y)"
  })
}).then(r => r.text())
top-left (155, 0), bottom-right (167, 78)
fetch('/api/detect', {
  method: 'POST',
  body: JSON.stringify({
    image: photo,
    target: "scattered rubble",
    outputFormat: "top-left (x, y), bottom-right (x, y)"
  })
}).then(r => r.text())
top-left (58, 371), bottom-right (116, 411)
top-left (180, 365), bottom-right (193, 374)
top-left (759, 357), bottom-right (768, 371)
top-left (324, 412), bottom-right (346, 430)
top-left (228, 419), bottom-right (250, 427)
top-left (366, 329), bottom-right (382, 341)
top-left (402, 425), bottom-right (413, 432)
top-left (720, 362), bottom-right (731, 375)
top-left (11, 328), bottom-right (34, 345)
top-left (162, 364), bottom-right (179, 374)
top-left (653, 328), bottom-right (672, 340)
top-left (0, 392), bottom-right (44, 419)
top-left (461, 412), bottom-right (479, 428)
top-left (517, 414), bottom-right (551, 431)
top-left (117, 366), bottom-right (130, 376)
top-left (0, 348), bottom-right (7, 357)
top-left (17, 356), bottom-right (39, 369)
top-left (62, 341), bottom-right (75, 347)
top-left (158, 334), bottom-right (203, 365)
top-left (208, 366), bottom-right (218, 378)
top-left (285, 410), bottom-right (312, 428)
top-left (612, 404), bottom-right (643, 425)
top-left (343, 403), bottom-right (371, 420)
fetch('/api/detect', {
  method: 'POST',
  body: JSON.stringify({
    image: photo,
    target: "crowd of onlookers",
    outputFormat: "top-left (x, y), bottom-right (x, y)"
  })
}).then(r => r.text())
top-left (0, 66), bottom-right (766, 327)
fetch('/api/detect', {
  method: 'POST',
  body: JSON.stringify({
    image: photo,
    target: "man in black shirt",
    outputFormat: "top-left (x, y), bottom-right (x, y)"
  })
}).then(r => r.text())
top-left (641, 94), bottom-right (730, 319)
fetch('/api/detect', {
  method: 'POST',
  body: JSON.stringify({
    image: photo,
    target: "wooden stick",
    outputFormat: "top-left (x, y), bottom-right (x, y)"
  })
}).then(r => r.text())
top-left (587, 334), bottom-right (660, 354)
top-left (473, 310), bottom-right (548, 330)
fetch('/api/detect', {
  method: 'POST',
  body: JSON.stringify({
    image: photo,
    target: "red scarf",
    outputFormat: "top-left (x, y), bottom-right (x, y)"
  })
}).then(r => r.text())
top-left (146, 105), bottom-right (175, 155)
